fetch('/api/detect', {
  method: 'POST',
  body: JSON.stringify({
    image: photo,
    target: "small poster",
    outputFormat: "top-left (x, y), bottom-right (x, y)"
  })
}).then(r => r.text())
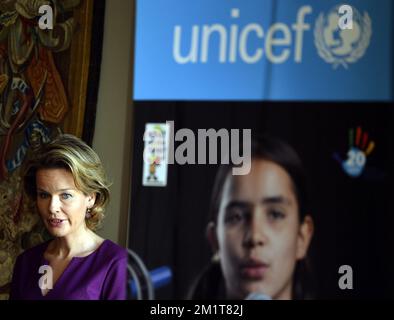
top-left (142, 123), bottom-right (170, 187)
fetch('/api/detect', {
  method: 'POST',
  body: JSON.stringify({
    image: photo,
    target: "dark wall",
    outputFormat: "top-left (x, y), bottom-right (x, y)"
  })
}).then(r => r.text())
top-left (128, 101), bottom-right (394, 299)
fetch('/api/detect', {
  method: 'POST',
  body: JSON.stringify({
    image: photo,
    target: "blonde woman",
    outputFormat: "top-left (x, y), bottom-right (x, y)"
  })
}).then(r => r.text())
top-left (10, 134), bottom-right (127, 300)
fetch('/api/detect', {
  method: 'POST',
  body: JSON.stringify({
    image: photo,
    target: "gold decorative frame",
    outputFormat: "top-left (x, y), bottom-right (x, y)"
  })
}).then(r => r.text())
top-left (63, 0), bottom-right (94, 137)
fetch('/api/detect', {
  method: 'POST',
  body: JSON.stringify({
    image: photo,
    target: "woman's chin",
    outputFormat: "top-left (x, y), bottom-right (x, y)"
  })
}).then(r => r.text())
top-left (45, 225), bottom-right (70, 237)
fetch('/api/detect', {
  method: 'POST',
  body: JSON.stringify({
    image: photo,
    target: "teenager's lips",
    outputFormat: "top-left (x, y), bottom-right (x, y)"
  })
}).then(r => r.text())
top-left (239, 258), bottom-right (270, 280)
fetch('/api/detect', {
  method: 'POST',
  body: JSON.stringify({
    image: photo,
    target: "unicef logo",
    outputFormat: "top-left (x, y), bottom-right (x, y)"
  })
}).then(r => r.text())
top-left (314, 6), bottom-right (372, 69)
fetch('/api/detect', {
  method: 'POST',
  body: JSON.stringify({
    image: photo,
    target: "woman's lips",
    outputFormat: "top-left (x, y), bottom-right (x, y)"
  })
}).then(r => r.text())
top-left (240, 260), bottom-right (269, 280)
top-left (48, 218), bottom-right (67, 228)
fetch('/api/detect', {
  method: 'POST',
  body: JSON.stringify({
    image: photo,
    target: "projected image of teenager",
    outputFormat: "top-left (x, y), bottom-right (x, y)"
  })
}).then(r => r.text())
top-left (9, 134), bottom-right (127, 300)
top-left (189, 135), bottom-right (315, 300)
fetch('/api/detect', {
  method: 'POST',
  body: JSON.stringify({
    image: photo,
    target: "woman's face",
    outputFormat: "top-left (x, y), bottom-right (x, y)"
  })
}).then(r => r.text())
top-left (212, 159), bottom-right (313, 300)
top-left (35, 168), bottom-right (95, 238)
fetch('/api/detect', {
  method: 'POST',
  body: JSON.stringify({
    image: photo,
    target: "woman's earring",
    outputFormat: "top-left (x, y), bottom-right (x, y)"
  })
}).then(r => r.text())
top-left (86, 208), bottom-right (92, 219)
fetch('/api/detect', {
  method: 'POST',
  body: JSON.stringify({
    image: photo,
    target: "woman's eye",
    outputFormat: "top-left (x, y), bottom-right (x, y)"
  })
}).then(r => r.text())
top-left (268, 209), bottom-right (285, 221)
top-left (38, 192), bottom-right (49, 199)
top-left (61, 193), bottom-right (72, 200)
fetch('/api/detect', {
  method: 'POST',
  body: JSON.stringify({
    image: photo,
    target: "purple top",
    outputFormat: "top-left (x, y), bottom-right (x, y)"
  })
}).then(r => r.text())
top-left (9, 239), bottom-right (127, 300)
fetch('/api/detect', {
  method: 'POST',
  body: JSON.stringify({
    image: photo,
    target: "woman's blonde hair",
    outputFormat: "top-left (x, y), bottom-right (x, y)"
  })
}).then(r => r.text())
top-left (23, 134), bottom-right (111, 231)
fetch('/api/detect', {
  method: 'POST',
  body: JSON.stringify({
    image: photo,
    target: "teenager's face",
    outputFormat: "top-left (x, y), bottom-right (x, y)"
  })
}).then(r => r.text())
top-left (213, 159), bottom-right (313, 300)
top-left (36, 168), bottom-right (95, 238)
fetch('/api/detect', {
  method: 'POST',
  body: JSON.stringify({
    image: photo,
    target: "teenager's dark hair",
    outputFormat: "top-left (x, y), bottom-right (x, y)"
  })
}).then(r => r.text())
top-left (188, 134), bottom-right (314, 300)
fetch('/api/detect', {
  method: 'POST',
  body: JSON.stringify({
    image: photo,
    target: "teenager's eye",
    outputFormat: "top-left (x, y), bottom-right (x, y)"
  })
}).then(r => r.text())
top-left (267, 209), bottom-right (285, 221)
top-left (61, 193), bottom-right (73, 200)
top-left (225, 207), bottom-right (247, 224)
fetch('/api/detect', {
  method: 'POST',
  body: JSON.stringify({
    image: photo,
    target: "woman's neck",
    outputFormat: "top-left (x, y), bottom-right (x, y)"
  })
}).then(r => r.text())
top-left (49, 228), bottom-right (100, 259)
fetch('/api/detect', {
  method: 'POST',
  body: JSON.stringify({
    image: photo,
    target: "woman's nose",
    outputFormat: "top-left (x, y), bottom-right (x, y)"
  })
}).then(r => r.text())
top-left (49, 196), bottom-right (61, 213)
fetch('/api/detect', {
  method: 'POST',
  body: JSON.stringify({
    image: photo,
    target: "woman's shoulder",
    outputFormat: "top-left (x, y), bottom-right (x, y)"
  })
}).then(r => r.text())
top-left (16, 240), bottom-right (50, 262)
top-left (97, 239), bottom-right (127, 262)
